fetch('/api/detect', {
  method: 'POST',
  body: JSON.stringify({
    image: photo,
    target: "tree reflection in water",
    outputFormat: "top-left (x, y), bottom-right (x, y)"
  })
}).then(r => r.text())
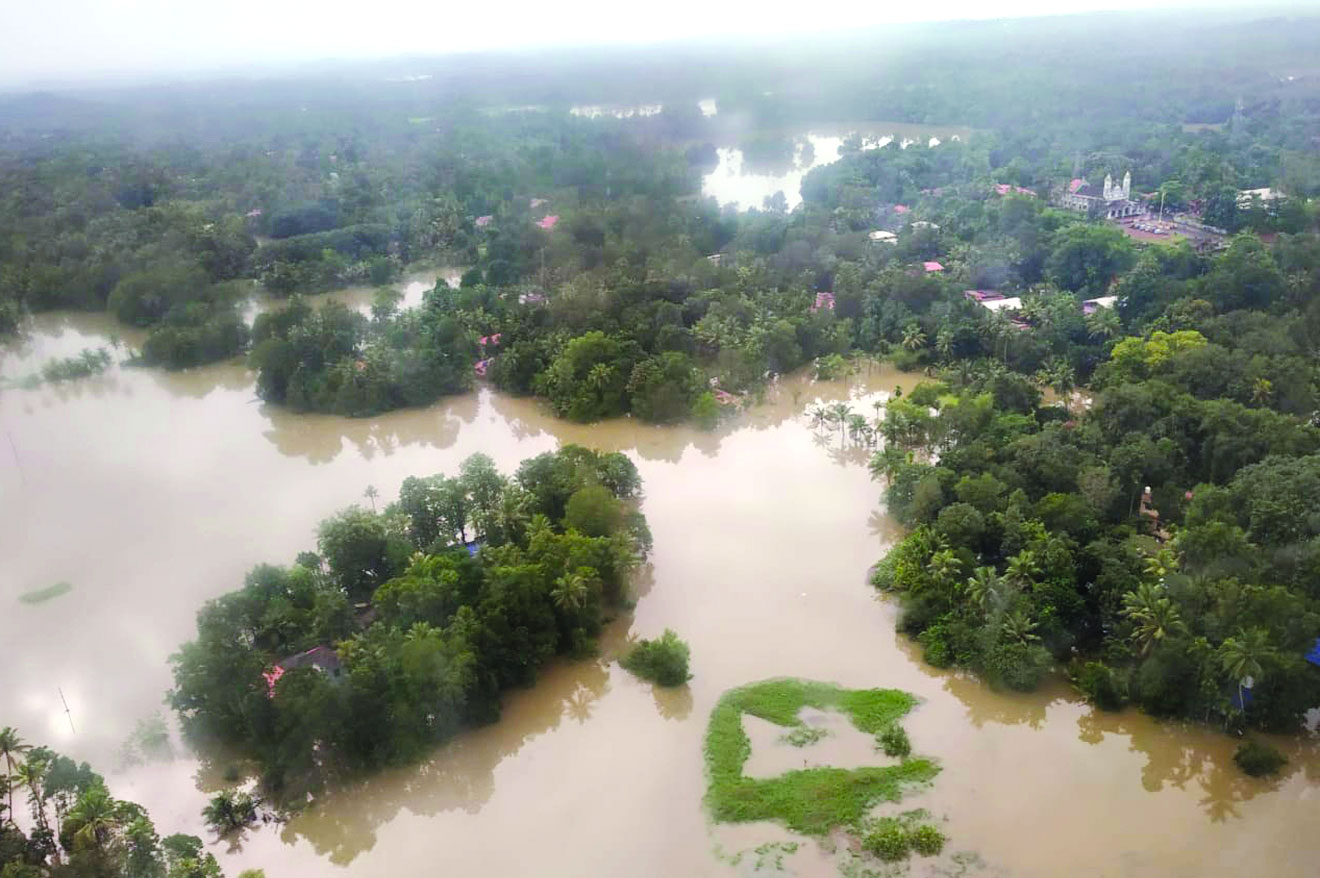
top-left (275, 652), bottom-right (613, 865)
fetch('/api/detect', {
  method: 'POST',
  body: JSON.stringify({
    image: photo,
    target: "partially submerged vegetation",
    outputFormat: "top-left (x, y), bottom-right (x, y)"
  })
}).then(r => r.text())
top-left (620, 629), bottom-right (691, 687)
top-left (169, 446), bottom-right (650, 801)
top-left (0, 726), bottom-right (242, 878)
top-left (17, 582), bottom-right (73, 605)
top-left (703, 679), bottom-right (939, 852)
top-left (871, 368), bottom-right (1320, 734)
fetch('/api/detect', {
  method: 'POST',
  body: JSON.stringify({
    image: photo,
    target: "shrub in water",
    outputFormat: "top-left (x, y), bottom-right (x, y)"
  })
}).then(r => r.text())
top-left (863, 822), bottom-right (910, 861)
top-left (910, 824), bottom-right (945, 856)
top-left (1234, 739), bottom-right (1287, 777)
top-left (621, 629), bottom-right (691, 686)
top-left (1072, 660), bottom-right (1126, 711)
top-left (877, 723), bottom-right (911, 758)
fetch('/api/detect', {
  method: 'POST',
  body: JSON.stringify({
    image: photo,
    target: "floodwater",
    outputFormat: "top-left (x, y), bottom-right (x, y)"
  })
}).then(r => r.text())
top-left (243, 267), bottom-right (464, 323)
top-left (702, 122), bottom-right (971, 211)
top-left (1, 293), bottom-right (1318, 877)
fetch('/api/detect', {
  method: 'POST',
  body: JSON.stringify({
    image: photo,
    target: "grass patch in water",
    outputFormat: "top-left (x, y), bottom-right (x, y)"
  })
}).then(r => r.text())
top-left (703, 678), bottom-right (939, 836)
top-left (19, 581), bottom-right (73, 605)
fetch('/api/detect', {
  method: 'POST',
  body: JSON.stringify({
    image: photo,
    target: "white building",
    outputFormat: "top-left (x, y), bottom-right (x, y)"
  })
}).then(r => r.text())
top-left (868, 230), bottom-right (898, 244)
top-left (1057, 172), bottom-right (1143, 219)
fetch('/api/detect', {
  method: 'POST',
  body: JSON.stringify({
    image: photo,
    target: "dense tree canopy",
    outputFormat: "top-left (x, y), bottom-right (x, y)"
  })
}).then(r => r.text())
top-left (168, 448), bottom-right (649, 799)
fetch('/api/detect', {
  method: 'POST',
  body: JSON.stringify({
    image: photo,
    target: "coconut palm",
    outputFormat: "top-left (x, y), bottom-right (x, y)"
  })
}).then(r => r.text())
top-left (1219, 628), bottom-right (1275, 712)
top-left (586, 363), bottom-right (615, 392)
top-left (1143, 548), bottom-right (1179, 583)
top-left (1002, 607), bottom-right (1040, 644)
top-left (1121, 582), bottom-right (1187, 656)
top-left (965, 566), bottom-right (1000, 613)
top-left (829, 403), bottom-right (853, 444)
top-left (68, 786), bottom-right (120, 851)
top-left (15, 757), bottom-right (52, 838)
top-left (1004, 551), bottom-right (1040, 591)
top-left (0, 727), bottom-right (29, 826)
top-left (363, 485), bottom-right (379, 512)
top-left (551, 570), bottom-right (591, 612)
top-left (1086, 307), bottom-right (1121, 341)
top-left (202, 789), bottom-right (257, 837)
top-left (901, 323), bottom-right (927, 352)
top-left (935, 327), bottom-right (955, 361)
top-left (808, 405), bottom-right (828, 433)
top-left (927, 548), bottom-right (962, 588)
top-left (1036, 358), bottom-right (1076, 403)
top-left (846, 414), bottom-right (871, 446)
top-left (1250, 377), bottom-right (1273, 406)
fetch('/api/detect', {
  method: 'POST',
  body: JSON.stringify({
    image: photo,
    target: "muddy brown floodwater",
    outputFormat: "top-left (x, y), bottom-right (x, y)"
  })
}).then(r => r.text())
top-left (1, 289), bottom-right (1317, 877)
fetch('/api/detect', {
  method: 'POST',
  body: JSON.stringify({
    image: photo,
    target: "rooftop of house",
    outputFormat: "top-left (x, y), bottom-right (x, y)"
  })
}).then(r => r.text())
top-left (980, 296), bottom-right (1023, 312)
top-left (923, 261), bottom-right (944, 273)
top-left (278, 645), bottom-right (341, 673)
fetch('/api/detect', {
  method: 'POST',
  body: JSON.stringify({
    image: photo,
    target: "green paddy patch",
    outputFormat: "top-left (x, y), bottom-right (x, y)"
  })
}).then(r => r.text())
top-left (703, 679), bottom-right (939, 836)
top-left (19, 581), bottom-right (73, 605)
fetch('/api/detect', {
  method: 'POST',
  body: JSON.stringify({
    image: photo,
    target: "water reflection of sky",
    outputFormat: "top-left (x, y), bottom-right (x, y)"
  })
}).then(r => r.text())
top-left (701, 129), bottom-right (959, 211)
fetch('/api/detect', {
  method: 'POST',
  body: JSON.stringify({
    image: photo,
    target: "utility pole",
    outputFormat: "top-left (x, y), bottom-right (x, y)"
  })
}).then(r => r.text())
top-left (58, 688), bottom-right (75, 734)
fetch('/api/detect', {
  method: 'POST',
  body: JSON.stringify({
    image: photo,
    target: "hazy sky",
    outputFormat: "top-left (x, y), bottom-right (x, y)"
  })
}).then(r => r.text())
top-left (0, 0), bottom-right (1294, 87)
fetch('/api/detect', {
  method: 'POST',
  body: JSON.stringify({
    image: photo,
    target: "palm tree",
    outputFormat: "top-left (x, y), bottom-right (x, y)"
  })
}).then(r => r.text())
top-left (1002, 607), bottom-right (1040, 644)
top-left (1219, 628), bottom-right (1275, 712)
top-left (927, 548), bottom-right (962, 588)
top-left (935, 327), bottom-right (955, 362)
top-left (69, 786), bottom-right (120, 851)
top-left (1250, 377), bottom-right (1273, 407)
top-left (1036, 359), bottom-right (1076, 404)
top-left (829, 403), bottom-right (853, 444)
top-left (1004, 551), bottom-right (1040, 591)
top-left (0, 727), bottom-right (29, 826)
top-left (15, 757), bottom-right (52, 839)
top-left (586, 363), bottom-right (615, 392)
top-left (1143, 548), bottom-right (1179, 583)
top-left (808, 405), bottom-right (828, 433)
top-left (965, 566), bottom-right (1000, 613)
top-left (202, 789), bottom-right (257, 837)
top-left (901, 323), bottom-right (927, 352)
top-left (846, 414), bottom-right (870, 446)
top-left (1086, 307), bottom-right (1120, 341)
top-left (551, 570), bottom-right (591, 612)
top-left (1121, 582), bottom-right (1187, 656)
top-left (363, 485), bottom-right (379, 512)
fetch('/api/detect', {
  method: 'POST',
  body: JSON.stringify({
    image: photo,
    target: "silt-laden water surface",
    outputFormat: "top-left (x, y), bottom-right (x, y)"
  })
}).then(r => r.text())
top-left (1, 280), bottom-right (1316, 877)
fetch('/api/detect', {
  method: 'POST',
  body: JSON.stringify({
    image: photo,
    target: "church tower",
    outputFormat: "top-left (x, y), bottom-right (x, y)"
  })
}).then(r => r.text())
top-left (1103, 174), bottom-right (1115, 201)
top-left (1122, 171), bottom-right (1131, 200)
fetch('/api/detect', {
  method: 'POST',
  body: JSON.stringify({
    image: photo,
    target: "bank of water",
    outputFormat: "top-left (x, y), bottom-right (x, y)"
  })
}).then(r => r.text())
top-left (1, 303), bottom-right (1316, 877)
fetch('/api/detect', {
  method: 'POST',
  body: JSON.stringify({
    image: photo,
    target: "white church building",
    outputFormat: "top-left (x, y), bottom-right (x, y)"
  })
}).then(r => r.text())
top-left (1056, 172), bottom-right (1143, 219)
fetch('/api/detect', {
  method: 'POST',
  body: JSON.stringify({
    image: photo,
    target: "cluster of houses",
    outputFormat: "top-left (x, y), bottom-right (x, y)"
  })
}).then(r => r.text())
top-left (474, 197), bottom-right (558, 232)
top-left (964, 288), bottom-right (1116, 326)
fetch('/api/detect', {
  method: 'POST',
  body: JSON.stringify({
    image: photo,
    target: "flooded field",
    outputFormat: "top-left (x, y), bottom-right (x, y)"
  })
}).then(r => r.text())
top-left (1, 287), bottom-right (1317, 877)
top-left (702, 122), bottom-right (972, 211)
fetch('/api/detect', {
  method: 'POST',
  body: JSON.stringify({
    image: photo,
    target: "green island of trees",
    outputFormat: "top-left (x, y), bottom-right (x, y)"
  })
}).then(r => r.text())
top-left (871, 362), bottom-right (1320, 734)
top-left (703, 679), bottom-right (940, 863)
top-left (0, 726), bottom-right (252, 878)
top-left (168, 447), bottom-right (650, 801)
top-left (620, 629), bottom-right (692, 687)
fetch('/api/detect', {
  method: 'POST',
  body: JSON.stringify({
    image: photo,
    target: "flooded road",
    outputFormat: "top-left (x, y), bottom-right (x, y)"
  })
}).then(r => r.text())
top-left (1, 297), bottom-right (1317, 877)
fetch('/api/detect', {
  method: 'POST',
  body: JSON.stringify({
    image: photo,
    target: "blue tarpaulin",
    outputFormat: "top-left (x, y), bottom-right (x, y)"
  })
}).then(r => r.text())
top-left (1306, 637), bottom-right (1320, 667)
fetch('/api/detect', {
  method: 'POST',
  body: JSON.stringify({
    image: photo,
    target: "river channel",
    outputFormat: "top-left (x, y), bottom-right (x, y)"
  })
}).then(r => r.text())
top-left (1, 272), bottom-right (1316, 877)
